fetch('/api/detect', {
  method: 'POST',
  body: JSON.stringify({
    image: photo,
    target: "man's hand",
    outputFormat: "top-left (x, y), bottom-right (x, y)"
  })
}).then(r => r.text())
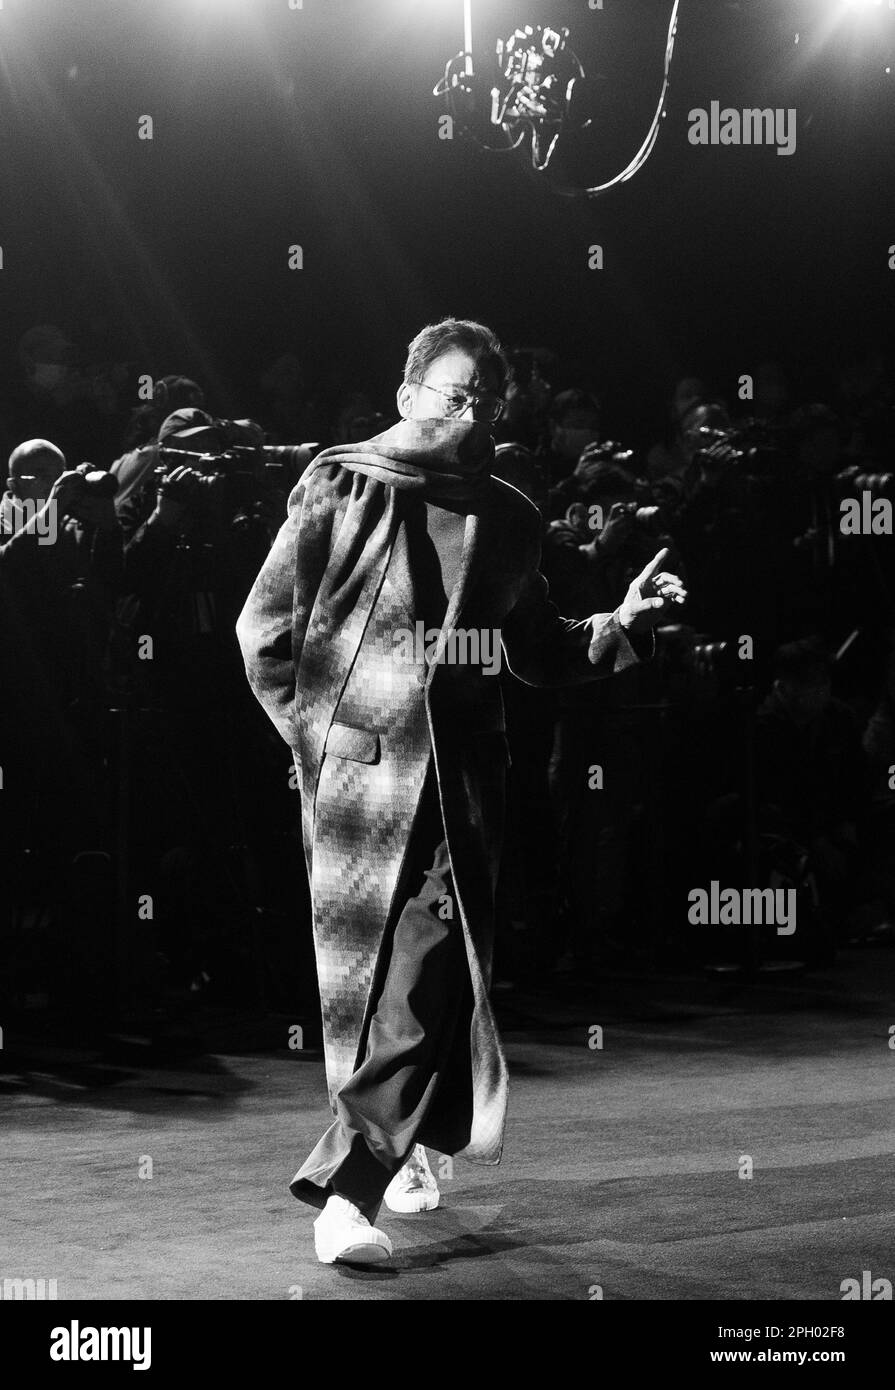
top-left (585, 500), bottom-right (635, 558)
top-left (48, 465), bottom-right (118, 530)
top-left (154, 464), bottom-right (202, 529)
top-left (618, 547), bottom-right (687, 633)
top-left (572, 442), bottom-right (610, 488)
top-left (47, 468), bottom-right (88, 516)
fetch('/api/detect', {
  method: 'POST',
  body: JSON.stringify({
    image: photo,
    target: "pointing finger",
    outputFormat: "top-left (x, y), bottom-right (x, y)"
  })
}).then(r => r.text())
top-left (635, 548), bottom-right (669, 587)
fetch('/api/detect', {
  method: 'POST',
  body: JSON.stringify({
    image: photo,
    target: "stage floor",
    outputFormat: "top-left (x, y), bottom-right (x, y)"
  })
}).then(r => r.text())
top-left (3, 948), bottom-right (894, 1300)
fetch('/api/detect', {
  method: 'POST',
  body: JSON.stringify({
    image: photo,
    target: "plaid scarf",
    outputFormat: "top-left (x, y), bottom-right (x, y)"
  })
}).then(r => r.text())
top-left (308, 416), bottom-right (493, 502)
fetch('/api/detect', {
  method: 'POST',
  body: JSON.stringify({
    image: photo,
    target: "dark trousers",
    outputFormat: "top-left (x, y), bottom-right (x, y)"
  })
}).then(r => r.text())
top-left (293, 768), bottom-right (473, 1222)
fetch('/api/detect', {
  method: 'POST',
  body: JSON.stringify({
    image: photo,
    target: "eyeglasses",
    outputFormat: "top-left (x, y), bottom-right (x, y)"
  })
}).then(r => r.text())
top-left (413, 381), bottom-right (504, 424)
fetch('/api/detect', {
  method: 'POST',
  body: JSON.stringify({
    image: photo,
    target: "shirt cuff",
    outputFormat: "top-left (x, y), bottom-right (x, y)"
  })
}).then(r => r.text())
top-left (613, 609), bottom-right (655, 662)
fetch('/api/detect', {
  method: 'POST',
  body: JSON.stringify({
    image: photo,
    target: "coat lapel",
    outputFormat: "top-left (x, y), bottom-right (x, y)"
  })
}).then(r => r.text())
top-left (424, 501), bottom-right (486, 690)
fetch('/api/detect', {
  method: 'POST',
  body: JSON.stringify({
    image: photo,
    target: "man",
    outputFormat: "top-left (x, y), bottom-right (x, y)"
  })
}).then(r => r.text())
top-left (0, 440), bottom-right (123, 861)
top-left (1, 438), bottom-right (67, 535)
top-left (236, 318), bottom-right (686, 1266)
top-left (2, 325), bottom-right (117, 467)
top-left (110, 376), bottom-right (206, 523)
top-left (543, 387), bottom-right (604, 519)
top-left (1, 439), bottom-right (122, 640)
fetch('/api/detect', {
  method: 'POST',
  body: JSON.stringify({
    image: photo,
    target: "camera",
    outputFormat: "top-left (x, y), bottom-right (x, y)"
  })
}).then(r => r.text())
top-left (78, 468), bottom-right (119, 498)
top-left (616, 500), bottom-right (666, 535)
top-left (691, 420), bottom-right (785, 478)
top-left (155, 418), bottom-right (319, 533)
top-left (835, 463), bottom-right (895, 500)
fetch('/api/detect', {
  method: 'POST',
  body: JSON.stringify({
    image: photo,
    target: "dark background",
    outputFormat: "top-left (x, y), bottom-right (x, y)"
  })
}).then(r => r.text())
top-left (0, 0), bottom-right (892, 447)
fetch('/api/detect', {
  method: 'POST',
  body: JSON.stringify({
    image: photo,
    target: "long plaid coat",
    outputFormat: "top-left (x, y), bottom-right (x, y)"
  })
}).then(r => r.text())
top-left (235, 436), bottom-right (645, 1166)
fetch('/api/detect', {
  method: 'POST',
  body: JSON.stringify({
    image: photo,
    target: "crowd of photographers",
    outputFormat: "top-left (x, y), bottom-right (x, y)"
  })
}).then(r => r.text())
top-left (1, 332), bottom-right (894, 1030)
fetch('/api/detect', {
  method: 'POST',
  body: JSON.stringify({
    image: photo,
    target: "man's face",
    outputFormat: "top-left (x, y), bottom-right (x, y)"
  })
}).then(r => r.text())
top-left (681, 402), bottom-right (728, 457)
top-left (397, 348), bottom-right (501, 424)
top-left (8, 450), bottom-right (64, 506)
top-left (551, 409), bottom-right (600, 461)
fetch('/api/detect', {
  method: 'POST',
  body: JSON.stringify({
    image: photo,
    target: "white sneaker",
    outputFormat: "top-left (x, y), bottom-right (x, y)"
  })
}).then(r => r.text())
top-left (383, 1144), bottom-right (441, 1213)
top-left (313, 1195), bottom-right (393, 1265)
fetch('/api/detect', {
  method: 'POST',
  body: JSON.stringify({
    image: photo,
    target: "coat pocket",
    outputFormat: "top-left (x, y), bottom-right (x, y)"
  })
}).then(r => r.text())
top-left (324, 721), bottom-right (381, 764)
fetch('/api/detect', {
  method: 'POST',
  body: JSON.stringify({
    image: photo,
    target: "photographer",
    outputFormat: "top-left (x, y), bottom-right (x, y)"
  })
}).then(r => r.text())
top-left (116, 408), bottom-right (315, 992)
top-left (119, 409), bottom-right (285, 701)
top-left (493, 346), bottom-right (556, 453)
top-left (111, 375), bottom-right (206, 534)
top-left (0, 441), bottom-right (123, 864)
top-left (543, 452), bottom-right (680, 618)
top-left (1, 438), bottom-right (67, 536)
top-left (673, 400), bottom-right (797, 640)
top-left (1, 440), bottom-right (123, 677)
top-left (541, 387), bottom-right (606, 518)
top-left (645, 375), bottom-right (708, 487)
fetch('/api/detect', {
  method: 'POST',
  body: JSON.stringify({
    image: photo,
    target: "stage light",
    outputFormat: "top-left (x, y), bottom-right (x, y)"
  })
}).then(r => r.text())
top-left (186, 0), bottom-right (259, 13)
top-left (836, 0), bottom-right (893, 19)
top-left (434, 0), bottom-right (681, 198)
top-left (463, 0), bottom-right (473, 77)
top-left (799, 0), bottom-right (895, 71)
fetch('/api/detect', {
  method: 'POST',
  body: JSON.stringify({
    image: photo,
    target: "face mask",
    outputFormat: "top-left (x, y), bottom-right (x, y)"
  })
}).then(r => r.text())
top-left (555, 427), bottom-right (599, 460)
top-left (31, 362), bottom-right (66, 390)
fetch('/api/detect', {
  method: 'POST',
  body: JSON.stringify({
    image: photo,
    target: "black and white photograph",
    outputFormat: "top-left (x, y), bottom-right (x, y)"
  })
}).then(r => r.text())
top-left (1, 0), bottom-right (893, 1344)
